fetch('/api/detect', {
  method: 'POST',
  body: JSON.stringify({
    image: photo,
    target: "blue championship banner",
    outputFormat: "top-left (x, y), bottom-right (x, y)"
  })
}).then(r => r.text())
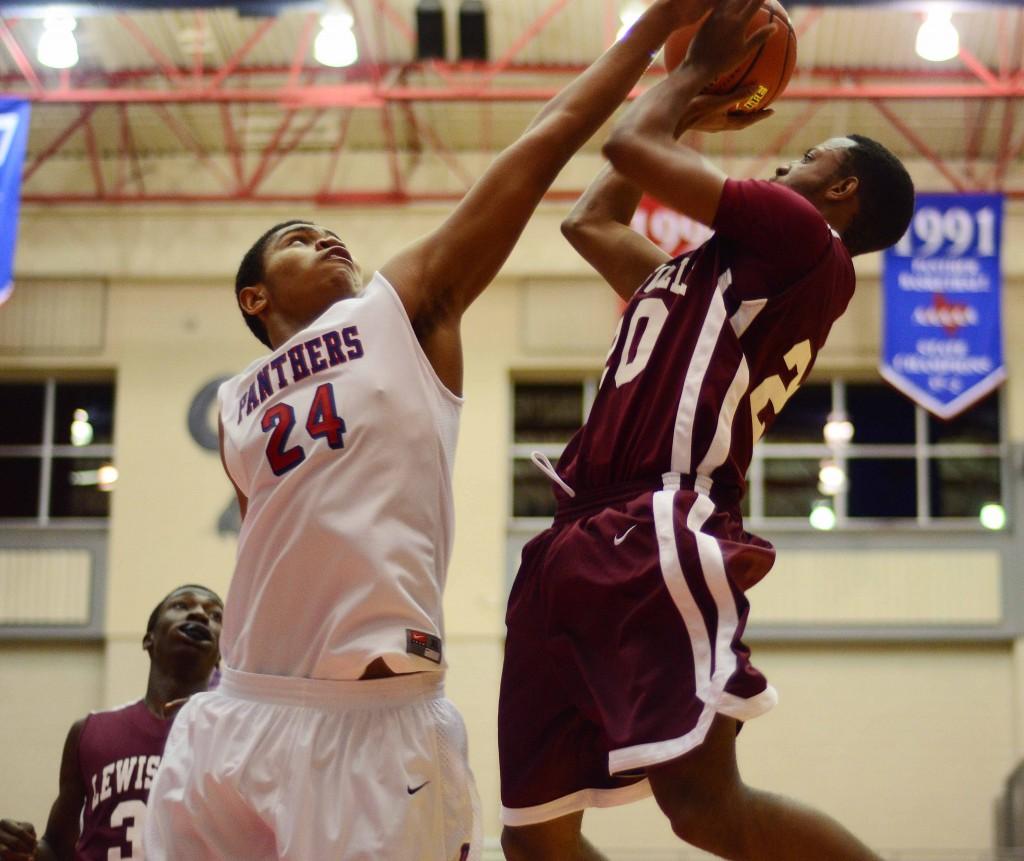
top-left (0, 100), bottom-right (30, 306)
top-left (880, 192), bottom-right (1004, 419)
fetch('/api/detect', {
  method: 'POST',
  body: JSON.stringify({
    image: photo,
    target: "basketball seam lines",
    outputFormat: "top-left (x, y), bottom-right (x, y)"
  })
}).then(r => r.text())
top-left (732, 8), bottom-right (771, 94)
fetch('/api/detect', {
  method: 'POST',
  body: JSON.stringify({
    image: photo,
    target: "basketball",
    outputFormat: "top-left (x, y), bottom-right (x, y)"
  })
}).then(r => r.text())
top-left (663, 0), bottom-right (797, 113)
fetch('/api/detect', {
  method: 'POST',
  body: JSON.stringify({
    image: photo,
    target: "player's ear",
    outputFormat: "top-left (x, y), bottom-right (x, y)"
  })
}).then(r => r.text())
top-left (142, 630), bottom-right (154, 655)
top-left (238, 283), bottom-right (270, 318)
top-left (826, 174), bottom-right (858, 202)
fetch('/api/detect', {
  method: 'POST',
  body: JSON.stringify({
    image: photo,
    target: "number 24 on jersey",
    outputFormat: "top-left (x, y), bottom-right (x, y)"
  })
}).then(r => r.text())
top-left (261, 383), bottom-right (347, 476)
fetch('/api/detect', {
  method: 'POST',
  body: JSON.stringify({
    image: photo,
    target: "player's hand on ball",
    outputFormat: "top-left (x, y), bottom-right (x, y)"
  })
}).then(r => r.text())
top-left (0, 819), bottom-right (37, 860)
top-left (681, 90), bottom-right (775, 133)
top-left (683, 0), bottom-right (777, 80)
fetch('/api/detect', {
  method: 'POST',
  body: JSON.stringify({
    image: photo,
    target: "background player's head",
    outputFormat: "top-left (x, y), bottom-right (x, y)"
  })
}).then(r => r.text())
top-left (771, 134), bottom-right (914, 256)
top-left (143, 584), bottom-right (224, 681)
top-left (235, 220), bottom-right (363, 349)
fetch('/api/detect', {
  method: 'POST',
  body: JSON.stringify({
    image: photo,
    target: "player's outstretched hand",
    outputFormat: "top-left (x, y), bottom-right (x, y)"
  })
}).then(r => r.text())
top-left (681, 89), bottom-right (775, 133)
top-left (0, 819), bottom-right (37, 860)
top-left (682, 0), bottom-right (777, 81)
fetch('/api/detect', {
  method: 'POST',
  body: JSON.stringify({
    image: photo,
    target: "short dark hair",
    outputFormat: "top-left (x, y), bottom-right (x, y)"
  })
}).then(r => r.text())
top-left (146, 584), bottom-right (223, 635)
top-left (840, 135), bottom-right (915, 256)
top-left (235, 219), bottom-right (310, 349)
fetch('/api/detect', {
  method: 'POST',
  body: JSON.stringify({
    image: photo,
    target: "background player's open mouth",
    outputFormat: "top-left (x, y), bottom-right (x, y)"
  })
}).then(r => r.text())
top-left (179, 622), bottom-right (213, 643)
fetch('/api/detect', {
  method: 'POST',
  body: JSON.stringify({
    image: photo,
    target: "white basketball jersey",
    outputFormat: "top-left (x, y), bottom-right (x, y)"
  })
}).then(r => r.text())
top-left (217, 273), bottom-right (462, 680)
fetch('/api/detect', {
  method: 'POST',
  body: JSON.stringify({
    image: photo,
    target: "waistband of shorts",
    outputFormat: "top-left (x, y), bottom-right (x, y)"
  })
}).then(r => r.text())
top-left (218, 666), bottom-right (445, 710)
top-left (554, 472), bottom-right (739, 523)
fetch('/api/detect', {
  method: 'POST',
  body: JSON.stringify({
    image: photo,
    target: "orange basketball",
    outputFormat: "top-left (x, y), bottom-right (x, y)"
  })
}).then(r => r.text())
top-left (663, 0), bottom-right (797, 113)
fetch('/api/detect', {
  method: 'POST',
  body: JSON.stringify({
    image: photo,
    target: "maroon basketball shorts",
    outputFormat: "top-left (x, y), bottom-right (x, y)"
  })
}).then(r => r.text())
top-left (499, 485), bottom-right (779, 826)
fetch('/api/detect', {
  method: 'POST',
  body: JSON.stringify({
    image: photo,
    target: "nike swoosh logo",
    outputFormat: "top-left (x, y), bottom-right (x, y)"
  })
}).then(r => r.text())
top-left (613, 525), bottom-right (637, 546)
top-left (407, 780), bottom-right (430, 795)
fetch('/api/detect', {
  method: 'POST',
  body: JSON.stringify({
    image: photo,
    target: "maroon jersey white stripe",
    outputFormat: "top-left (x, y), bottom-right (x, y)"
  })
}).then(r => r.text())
top-left (559, 179), bottom-right (855, 537)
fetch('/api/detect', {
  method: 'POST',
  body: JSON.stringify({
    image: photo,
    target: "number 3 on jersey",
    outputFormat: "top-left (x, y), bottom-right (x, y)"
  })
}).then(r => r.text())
top-left (261, 382), bottom-right (347, 476)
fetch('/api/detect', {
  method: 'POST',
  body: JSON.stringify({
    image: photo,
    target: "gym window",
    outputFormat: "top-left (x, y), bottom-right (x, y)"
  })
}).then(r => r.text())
top-left (509, 376), bottom-right (1006, 533)
top-left (0, 377), bottom-right (117, 524)
top-left (0, 377), bottom-right (115, 639)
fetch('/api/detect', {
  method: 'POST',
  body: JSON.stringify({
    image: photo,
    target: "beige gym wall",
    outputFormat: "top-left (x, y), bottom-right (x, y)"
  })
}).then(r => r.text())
top-left (0, 164), bottom-right (1021, 855)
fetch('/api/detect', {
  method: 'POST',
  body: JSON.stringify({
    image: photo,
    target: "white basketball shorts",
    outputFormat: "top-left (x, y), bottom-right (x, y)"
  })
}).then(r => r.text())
top-left (144, 668), bottom-right (481, 861)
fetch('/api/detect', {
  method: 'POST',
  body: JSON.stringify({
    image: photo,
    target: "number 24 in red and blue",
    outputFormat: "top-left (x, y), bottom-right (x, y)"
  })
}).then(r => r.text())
top-left (261, 383), bottom-right (347, 476)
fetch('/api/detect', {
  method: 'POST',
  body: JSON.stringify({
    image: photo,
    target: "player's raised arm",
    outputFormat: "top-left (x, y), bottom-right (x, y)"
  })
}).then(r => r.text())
top-left (561, 163), bottom-right (667, 302)
top-left (381, 0), bottom-right (712, 325)
top-left (603, 0), bottom-right (776, 228)
top-left (563, 91), bottom-right (772, 301)
top-left (31, 720), bottom-right (87, 861)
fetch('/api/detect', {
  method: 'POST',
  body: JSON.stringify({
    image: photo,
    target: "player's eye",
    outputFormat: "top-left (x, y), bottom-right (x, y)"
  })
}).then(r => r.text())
top-left (211, 611), bottom-right (223, 622)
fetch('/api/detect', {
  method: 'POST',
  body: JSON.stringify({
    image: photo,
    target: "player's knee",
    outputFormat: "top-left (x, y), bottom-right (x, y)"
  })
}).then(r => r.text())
top-left (500, 824), bottom-right (570, 861)
top-left (661, 783), bottom-right (750, 853)
top-left (500, 826), bottom-right (537, 861)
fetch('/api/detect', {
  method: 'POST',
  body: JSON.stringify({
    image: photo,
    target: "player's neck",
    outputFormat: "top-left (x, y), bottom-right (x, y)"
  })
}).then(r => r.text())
top-left (817, 199), bottom-right (855, 242)
top-left (144, 664), bottom-right (213, 718)
top-left (266, 312), bottom-right (315, 351)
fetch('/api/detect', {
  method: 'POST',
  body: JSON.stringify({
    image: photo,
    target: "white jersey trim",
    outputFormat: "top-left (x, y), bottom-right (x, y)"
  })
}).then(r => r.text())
top-left (374, 271), bottom-right (465, 408)
top-left (729, 297), bottom-right (767, 338)
top-left (669, 271), bottom-right (729, 475)
top-left (500, 779), bottom-right (652, 826)
top-left (218, 666), bottom-right (445, 709)
top-left (696, 357), bottom-right (750, 481)
top-left (609, 489), bottom-right (776, 773)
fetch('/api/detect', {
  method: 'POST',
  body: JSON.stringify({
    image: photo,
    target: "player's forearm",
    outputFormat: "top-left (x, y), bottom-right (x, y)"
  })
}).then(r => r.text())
top-left (33, 837), bottom-right (62, 861)
top-left (526, 0), bottom-right (687, 152)
top-left (564, 91), bottom-right (718, 239)
top-left (563, 164), bottom-right (643, 237)
top-left (601, 64), bottom-right (717, 206)
top-left (606, 62), bottom-right (714, 153)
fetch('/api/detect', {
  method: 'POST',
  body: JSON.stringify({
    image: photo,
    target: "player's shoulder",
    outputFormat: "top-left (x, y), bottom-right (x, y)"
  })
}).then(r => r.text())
top-left (722, 177), bottom-right (827, 224)
top-left (82, 699), bottom-right (143, 726)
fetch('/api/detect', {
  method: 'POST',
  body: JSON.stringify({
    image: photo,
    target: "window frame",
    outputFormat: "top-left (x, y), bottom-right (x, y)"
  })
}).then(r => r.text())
top-left (748, 377), bottom-right (1009, 532)
top-left (0, 373), bottom-right (115, 640)
top-left (0, 375), bottom-right (116, 529)
top-left (509, 374), bottom-right (1010, 535)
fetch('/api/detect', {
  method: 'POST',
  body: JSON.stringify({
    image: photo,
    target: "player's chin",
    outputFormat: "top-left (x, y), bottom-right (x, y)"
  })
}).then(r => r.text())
top-left (323, 274), bottom-right (360, 301)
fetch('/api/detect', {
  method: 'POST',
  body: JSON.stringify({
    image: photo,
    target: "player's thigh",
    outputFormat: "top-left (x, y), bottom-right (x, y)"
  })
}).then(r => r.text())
top-left (501, 811), bottom-right (585, 861)
top-left (428, 697), bottom-right (482, 861)
top-left (144, 696), bottom-right (277, 861)
top-left (646, 713), bottom-right (745, 822)
top-left (280, 694), bottom-right (479, 861)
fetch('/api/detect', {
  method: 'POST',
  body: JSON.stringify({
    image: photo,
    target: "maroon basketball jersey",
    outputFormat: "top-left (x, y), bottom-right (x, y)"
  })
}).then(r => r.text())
top-left (559, 179), bottom-right (855, 516)
top-left (76, 700), bottom-right (171, 861)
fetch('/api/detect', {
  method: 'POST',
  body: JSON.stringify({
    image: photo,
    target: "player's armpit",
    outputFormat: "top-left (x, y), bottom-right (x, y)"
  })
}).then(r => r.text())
top-left (38, 719), bottom-right (87, 861)
top-left (379, 127), bottom-right (569, 326)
